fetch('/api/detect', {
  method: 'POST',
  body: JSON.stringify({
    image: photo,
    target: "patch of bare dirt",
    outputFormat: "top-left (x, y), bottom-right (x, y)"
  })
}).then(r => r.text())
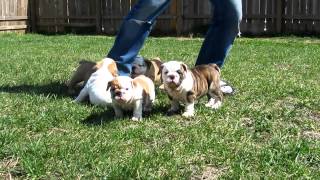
top-left (0, 157), bottom-right (22, 179)
top-left (191, 166), bottom-right (228, 180)
top-left (302, 131), bottom-right (320, 140)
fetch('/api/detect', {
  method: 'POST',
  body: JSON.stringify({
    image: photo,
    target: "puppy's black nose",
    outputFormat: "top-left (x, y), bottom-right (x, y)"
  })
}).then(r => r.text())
top-left (115, 91), bottom-right (121, 97)
top-left (168, 75), bottom-right (175, 80)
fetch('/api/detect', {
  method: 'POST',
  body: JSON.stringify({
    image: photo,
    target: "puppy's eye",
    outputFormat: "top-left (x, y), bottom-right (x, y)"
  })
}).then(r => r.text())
top-left (125, 88), bottom-right (129, 91)
top-left (177, 70), bottom-right (183, 75)
top-left (164, 71), bottom-right (169, 74)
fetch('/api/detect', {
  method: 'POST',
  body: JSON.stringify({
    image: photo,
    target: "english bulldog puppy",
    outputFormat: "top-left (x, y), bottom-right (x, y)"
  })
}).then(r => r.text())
top-left (66, 60), bottom-right (102, 95)
top-left (108, 75), bottom-right (155, 121)
top-left (161, 61), bottom-right (223, 117)
top-left (131, 56), bottom-right (163, 85)
top-left (74, 58), bottom-right (118, 107)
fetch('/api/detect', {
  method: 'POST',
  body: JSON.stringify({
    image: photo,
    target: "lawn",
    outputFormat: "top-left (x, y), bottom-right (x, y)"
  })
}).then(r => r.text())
top-left (0, 33), bottom-right (319, 179)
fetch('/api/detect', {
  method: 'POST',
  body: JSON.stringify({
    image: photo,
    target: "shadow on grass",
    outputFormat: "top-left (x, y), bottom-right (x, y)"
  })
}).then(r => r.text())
top-left (0, 81), bottom-right (71, 99)
top-left (82, 103), bottom-right (172, 126)
top-left (82, 109), bottom-right (116, 126)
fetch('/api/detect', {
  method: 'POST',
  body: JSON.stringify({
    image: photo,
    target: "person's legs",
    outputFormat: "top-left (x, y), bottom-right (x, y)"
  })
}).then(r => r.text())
top-left (107, 0), bottom-right (171, 76)
top-left (195, 0), bottom-right (242, 67)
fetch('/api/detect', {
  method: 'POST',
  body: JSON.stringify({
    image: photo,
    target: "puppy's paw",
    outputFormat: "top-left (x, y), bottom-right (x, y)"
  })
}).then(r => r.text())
top-left (211, 101), bottom-right (222, 109)
top-left (182, 111), bottom-right (194, 118)
top-left (166, 109), bottom-right (179, 116)
top-left (131, 116), bottom-right (142, 121)
top-left (68, 89), bottom-right (76, 95)
top-left (206, 99), bottom-right (222, 109)
top-left (143, 106), bottom-right (152, 113)
top-left (73, 99), bottom-right (80, 103)
top-left (114, 112), bottom-right (124, 119)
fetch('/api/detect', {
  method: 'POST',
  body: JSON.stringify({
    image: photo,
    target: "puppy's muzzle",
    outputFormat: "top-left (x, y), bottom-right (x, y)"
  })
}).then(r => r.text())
top-left (168, 75), bottom-right (175, 80)
top-left (115, 91), bottom-right (122, 97)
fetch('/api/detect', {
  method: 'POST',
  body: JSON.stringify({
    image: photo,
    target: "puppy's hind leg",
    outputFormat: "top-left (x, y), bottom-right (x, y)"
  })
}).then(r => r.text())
top-left (67, 61), bottom-right (97, 95)
top-left (67, 67), bottom-right (87, 95)
top-left (206, 81), bottom-right (223, 109)
top-left (74, 88), bottom-right (88, 103)
top-left (143, 86), bottom-right (155, 113)
top-left (132, 100), bottom-right (143, 121)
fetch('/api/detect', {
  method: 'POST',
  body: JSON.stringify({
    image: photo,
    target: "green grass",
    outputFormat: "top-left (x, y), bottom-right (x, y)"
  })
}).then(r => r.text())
top-left (0, 33), bottom-right (319, 179)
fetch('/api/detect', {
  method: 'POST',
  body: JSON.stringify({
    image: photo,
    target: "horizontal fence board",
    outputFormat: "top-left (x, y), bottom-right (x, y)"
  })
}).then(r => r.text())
top-left (0, 0), bottom-right (28, 33)
top-left (0, 24), bottom-right (27, 30)
top-left (1, 0), bottom-right (320, 35)
top-left (0, 16), bottom-right (28, 21)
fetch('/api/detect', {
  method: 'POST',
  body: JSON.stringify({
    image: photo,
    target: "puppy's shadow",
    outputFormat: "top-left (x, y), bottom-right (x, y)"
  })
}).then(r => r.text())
top-left (0, 81), bottom-right (71, 99)
top-left (81, 109), bottom-right (116, 126)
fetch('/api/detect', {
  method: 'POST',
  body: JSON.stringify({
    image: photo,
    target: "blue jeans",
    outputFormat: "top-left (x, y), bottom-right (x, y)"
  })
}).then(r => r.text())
top-left (107, 0), bottom-right (242, 76)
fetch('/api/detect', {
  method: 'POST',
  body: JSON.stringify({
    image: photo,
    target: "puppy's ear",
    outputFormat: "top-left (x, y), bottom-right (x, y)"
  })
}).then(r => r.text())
top-left (132, 79), bottom-right (138, 89)
top-left (108, 61), bottom-right (118, 77)
top-left (107, 81), bottom-right (112, 91)
top-left (180, 63), bottom-right (188, 73)
top-left (152, 59), bottom-right (163, 75)
top-left (145, 59), bottom-right (152, 70)
top-left (160, 64), bottom-right (166, 74)
top-left (213, 64), bottom-right (221, 74)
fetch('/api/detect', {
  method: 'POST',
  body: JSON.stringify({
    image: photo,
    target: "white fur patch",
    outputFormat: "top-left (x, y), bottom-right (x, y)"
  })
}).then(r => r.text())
top-left (74, 58), bottom-right (116, 107)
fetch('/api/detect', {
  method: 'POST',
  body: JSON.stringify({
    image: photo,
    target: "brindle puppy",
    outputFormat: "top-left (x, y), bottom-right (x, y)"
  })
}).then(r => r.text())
top-left (161, 61), bottom-right (223, 117)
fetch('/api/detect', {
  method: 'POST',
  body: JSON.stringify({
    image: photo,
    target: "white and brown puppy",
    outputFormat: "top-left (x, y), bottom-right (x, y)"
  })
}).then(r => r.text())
top-left (131, 56), bottom-right (162, 85)
top-left (66, 60), bottom-right (102, 95)
top-left (74, 58), bottom-right (118, 107)
top-left (161, 61), bottom-right (223, 117)
top-left (108, 75), bottom-right (155, 121)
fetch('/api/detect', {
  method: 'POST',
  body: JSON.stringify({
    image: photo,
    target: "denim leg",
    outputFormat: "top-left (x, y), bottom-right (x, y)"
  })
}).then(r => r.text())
top-left (195, 0), bottom-right (242, 68)
top-left (107, 0), bottom-right (171, 76)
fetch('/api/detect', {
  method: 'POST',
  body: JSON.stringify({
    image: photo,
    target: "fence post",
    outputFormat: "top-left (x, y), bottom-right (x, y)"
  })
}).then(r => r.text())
top-left (29, 0), bottom-right (37, 32)
top-left (176, 0), bottom-right (183, 36)
top-left (96, 0), bottom-right (102, 34)
top-left (276, 0), bottom-right (283, 33)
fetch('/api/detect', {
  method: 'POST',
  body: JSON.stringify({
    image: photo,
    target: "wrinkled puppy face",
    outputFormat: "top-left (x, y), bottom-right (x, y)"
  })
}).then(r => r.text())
top-left (131, 57), bottom-right (147, 76)
top-left (108, 76), bottom-right (134, 103)
top-left (161, 61), bottom-right (188, 89)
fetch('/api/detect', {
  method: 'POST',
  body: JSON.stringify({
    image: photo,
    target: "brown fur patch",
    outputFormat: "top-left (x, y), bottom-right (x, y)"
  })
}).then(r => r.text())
top-left (145, 58), bottom-right (163, 84)
top-left (108, 78), bottom-right (121, 92)
top-left (186, 91), bottom-right (196, 103)
top-left (180, 63), bottom-right (188, 73)
top-left (133, 75), bottom-right (150, 96)
top-left (190, 64), bottom-right (222, 102)
top-left (67, 60), bottom-right (98, 94)
top-left (107, 60), bottom-right (118, 77)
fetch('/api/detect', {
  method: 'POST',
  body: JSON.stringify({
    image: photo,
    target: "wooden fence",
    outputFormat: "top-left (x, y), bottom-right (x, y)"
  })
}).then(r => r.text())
top-left (241, 0), bottom-right (320, 35)
top-left (0, 0), bottom-right (29, 33)
top-left (1, 0), bottom-right (320, 35)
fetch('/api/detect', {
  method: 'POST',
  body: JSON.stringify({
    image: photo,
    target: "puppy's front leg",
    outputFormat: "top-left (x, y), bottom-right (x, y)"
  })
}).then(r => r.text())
top-left (167, 100), bottom-right (180, 116)
top-left (132, 100), bottom-right (143, 121)
top-left (112, 103), bottom-right (124, 119)
top-left (206, 82), bottom-right (223, 109)
top-left (182, 102), bottom-right (195, 117)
